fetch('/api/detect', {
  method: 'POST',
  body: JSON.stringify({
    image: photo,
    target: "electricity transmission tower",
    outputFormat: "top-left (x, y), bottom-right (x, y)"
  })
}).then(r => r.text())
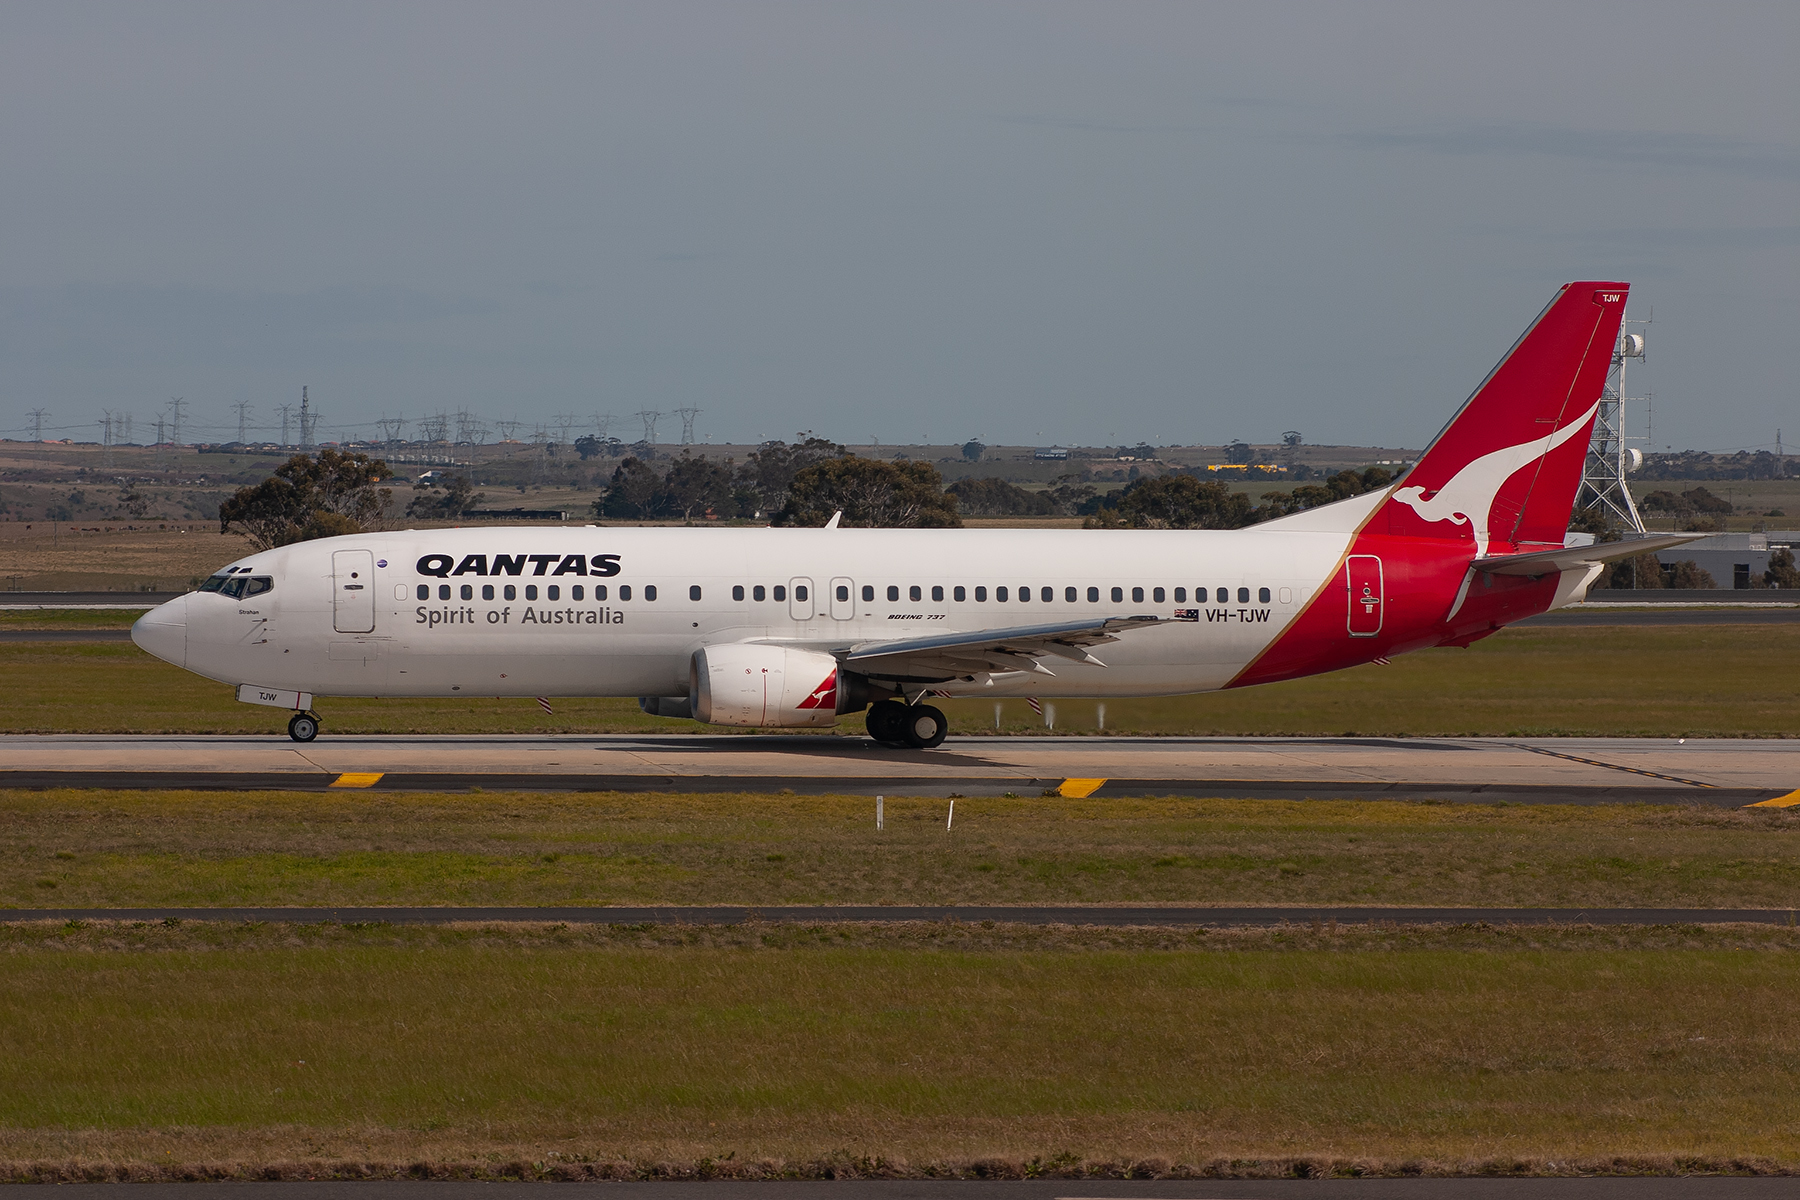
top-left (673, 407), bottom-right (701, 445)
top-left (1575, 314), bottom-right (1650, 533)
top-left (635, 410), bottom-right (662, 444)
top-left (495, 419), bottom-right (522, 441)
top-left (592, 412), bottom-right (617, 440)
top-left (233, 401), bottom-right (252, 444)
top-left (27, 409), bottom-right (47, 441)
top-left (167, 397), bottom-right (186, 448)
top-left (298, 387), bottom-right (314, 448)
top-left (277, 404), bottom-right (293, 447)
top-left (377, 417), bottom-right (405, 444)
top-left (100, 411), bottom-right (115, 467)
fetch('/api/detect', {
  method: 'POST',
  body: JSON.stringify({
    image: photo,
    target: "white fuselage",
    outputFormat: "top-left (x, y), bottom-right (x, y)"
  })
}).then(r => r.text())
top-left (145, 521), bottom-right (1365, 702)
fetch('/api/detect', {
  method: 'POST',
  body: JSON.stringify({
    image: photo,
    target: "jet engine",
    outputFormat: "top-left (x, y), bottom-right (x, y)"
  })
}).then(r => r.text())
top-left (689, 643), bottom-right (846, 728)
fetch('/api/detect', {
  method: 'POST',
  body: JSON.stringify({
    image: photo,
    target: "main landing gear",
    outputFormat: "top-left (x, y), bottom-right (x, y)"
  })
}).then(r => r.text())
top-left (865, 699), bottom-right (948, 750)
top-left (287, 711), bottom-right (321, 743)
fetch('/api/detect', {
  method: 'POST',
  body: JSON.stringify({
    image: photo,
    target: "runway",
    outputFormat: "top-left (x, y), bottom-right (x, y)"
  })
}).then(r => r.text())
top-left (8, 904), bottom-right (1798, 927)
top-left (4, 733), bottom-right (1796, 804)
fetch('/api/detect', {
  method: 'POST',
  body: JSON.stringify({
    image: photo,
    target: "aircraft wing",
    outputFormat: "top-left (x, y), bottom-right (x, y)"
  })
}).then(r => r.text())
top-left (838, 615), bottom-right (1167, 683)
top-left (1470, 533), bottom-right (1702, 577)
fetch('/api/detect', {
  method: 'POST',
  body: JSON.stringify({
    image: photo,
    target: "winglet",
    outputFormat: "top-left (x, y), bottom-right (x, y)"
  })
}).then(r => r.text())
top-left (823, 510), bottom-right (843, 530)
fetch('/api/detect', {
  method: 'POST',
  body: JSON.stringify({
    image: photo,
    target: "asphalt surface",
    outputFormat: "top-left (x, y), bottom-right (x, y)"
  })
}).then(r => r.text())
top-left (10, 904), bottom-right (1800, 926)
top-left (5, 734), bottom-right (1795, 804)
top-left (27, 1183), bottom-right (1800, 1199)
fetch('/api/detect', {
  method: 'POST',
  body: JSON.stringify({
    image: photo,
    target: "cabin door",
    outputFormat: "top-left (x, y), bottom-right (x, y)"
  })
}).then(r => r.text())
top-left (1345, 554), bottom-right (1383, 637)
top-left (333, 549), bottom-right (377, 633)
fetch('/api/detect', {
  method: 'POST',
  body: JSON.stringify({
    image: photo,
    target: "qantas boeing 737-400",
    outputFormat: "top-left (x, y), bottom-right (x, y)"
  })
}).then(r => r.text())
top-left (133, 280), bottom-right (1694, 747)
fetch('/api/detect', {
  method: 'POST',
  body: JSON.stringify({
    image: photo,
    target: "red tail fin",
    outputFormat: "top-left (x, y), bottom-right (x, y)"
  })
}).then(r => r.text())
top-left (1382, 282), bottom-right (1627, 556)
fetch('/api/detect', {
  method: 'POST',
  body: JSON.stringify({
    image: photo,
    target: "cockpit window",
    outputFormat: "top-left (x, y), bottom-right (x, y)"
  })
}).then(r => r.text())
top-left (198, 574), bottom-right (273, 599)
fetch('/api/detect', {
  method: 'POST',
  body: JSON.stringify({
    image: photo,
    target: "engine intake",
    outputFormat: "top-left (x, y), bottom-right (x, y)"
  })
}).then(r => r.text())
top-left (690, 644), bottom-right (844, 728)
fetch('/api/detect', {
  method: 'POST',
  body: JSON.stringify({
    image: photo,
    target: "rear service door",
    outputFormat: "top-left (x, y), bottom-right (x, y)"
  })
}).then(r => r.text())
top-left (829, 576), bottom-right (855, 620)
top-left (789, 577), bottom-right (814, 622)
top-left (1345, 554), bottom-right (1383, 637)
top-left (333, 549), bottom-right (376, 633)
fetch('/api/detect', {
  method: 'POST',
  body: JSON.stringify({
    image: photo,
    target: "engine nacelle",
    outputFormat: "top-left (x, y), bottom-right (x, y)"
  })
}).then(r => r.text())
top-left (690, 643), bottom-right (843, 728)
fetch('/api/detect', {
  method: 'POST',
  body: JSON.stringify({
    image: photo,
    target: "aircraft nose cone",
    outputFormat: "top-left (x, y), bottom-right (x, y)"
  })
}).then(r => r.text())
top-left (131, 594), bottom-right (188, 668)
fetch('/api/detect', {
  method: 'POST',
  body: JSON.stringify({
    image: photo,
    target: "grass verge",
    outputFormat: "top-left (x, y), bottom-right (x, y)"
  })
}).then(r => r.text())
top-left (2, 625), bottom-right (1797, 735)
top-left (9, 789), bottom-right (1800, 909)
top-left (2, 921), bottom-right (1799, 1175)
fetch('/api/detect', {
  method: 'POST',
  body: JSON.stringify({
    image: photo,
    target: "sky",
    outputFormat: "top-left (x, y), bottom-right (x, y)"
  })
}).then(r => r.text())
top-left (1, 1), bottom-right (1795, 452)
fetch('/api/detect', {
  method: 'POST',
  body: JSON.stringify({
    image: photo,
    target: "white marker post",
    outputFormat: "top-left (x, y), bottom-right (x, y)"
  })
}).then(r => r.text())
top-left (947, 799), bottom-right (955, 832)
top-left (876, 795), bottom-right (884, 831)
top-left (1097, 702), bottom-right (1105, 731)
top-left (993, 702), bottom-right (1002, 730)
top-left (1045, 702), bottom-right (1055, 730)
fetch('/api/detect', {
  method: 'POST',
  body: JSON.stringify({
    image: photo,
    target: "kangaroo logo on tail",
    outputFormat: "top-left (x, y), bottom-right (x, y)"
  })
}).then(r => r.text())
top-left (1391, 400), bottom-right (1597, 559)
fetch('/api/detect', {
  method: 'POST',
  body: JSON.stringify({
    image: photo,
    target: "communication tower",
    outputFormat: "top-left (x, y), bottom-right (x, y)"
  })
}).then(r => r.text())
top-left (298, 387), bottom-right (313, 449)
top-left (1575, 314), bottom-right (1650, 533)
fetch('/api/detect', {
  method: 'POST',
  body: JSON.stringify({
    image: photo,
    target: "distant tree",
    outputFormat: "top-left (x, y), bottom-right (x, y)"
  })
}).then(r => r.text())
top-left (1765, 548), bottom-right (1800, 589)
top-left (218, 449), bottom-right (392, 550)
top-left (405, 474), bottom-right (483, 520)
top-left (1084, 474), bottom-right (1254, 530)
top-left (776, 457), bottom-right (961, 528)
top-left (117, 486), bottom-right (151, 519)
top-left (961, 439), bottom-right (986, 463)
top-left (738, 434), bottom-right (846, 514)
top-left (1666, 559), bottom-right (1716, 589)
top-left (663, 453), bottom-right (736, 522)
top-left (1225, 440), bottom-right (1254, 465)
top-left (573, 434), bottom-right (622, 461)
top-left (946, 477), bottom-right (1057, 517)
top-left (596, 457), bottom-right (667, 520)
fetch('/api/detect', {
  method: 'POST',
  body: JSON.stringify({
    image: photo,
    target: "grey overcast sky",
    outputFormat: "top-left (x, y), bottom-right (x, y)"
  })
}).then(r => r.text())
top-left (2, 1), bottom-right (1795, 451)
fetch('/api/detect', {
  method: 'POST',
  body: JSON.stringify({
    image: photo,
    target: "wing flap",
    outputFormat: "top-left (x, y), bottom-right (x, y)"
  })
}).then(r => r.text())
top-left (842, 615), bottom-right (1164, 682)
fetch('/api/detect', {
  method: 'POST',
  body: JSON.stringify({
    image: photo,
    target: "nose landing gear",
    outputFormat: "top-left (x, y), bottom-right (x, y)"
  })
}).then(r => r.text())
top-left (287, 711), bottom-right (321, 742)
top-left (865, 699), bottom-right (948, 749)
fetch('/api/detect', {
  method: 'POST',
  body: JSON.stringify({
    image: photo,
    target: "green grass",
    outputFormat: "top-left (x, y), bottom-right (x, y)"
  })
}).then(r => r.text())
top-left (3, 922), bottom-right (1800, 1171)
top-left (10, 789), bottom-right (1800, 909)
top-left (0, 609), bottom-right (142, 631)
top-left (2, 624), bottom-right (1798, 736)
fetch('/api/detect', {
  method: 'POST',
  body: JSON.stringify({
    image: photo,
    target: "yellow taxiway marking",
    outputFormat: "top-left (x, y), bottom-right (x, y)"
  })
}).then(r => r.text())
top-left (1059, 778), bottom-right (1106, 798)
top-left (1747, 789), bottom-right (1800, 808)
top-left (328, 772), bottom-right (385, 789)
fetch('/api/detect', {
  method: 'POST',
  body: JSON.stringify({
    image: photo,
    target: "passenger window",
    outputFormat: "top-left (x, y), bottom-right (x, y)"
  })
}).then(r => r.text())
top-left (996, 586), bottom-right (1009, 602)
top-left (1041, 586), bottom-right (1053, 602)
top-left (439, 584), bottom-right (451, 600)
top-left (1153, 587), bottom-right (1165, 603)
top-left (887, 585), bottom-right (900, 602)
top-left (461, 584), bottom-right (474, 600)
top-left (1018, 586), bottom-right (1031, 603)
top-left (690, 585), bottom-right (703, 601)
top-left (1088, 586), bottom-right (1099, 602)
top-left (753, 585), bottom-right (766, 601)
top-left (836, 584), bottom-right (849, 602)
top-left (931, 585), bottom-right (944, 602)
top-left (572, 585), bottom-right (584, 601)
top-left (1174, 587), bottom-right (1186, 602)
top-left (909, 585), bottom-right (922, 602)
top-left (733, 585), bottom-right (745, 601)
top-left (975, 586), bottom-right (987, 602)
top-left (620, 585), bottom-right (632, 600)
top-left (245, 577), bottom-right (273, 597)
top-left (1131, 587), bottom-right (1144, 603)
top-left (1259, 587), bottom-right (1271, 604)
top-left (548, 585), bottom-right (560, 601)
top-left (772, 585), bottom-right (786, 601)
top-left (862, 585), bottom-right (874, 601)
top-left (482, 584), bottom-right (495, 601)
top-left (1110, 586), bottom-right (1123, 603)
top-left (416, 584), bottom-right (429, 600)
top-left (1065, 587), bottom-right (1077, 602)
top-left (525, 585), bottom-right (538, 601)
top-left (793, 585), bottom-right (805, 601)
top-left (1216, 587), bottom-right (1229, 603)
top-left (646, 585), bottom-right (659, 601)
top-left (953, 585), bottom-right (966, 602)
top-left (505, 584), bottom-right (518, 601)
top-left (1237, 587), bottom-right (1250, 603)
top-left (593, 585), bottom-right (606, 600)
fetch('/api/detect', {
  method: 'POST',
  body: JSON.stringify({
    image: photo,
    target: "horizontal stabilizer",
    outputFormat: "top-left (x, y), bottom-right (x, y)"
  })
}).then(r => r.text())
top-left (1470, 534), bottom-right (1702, 577)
